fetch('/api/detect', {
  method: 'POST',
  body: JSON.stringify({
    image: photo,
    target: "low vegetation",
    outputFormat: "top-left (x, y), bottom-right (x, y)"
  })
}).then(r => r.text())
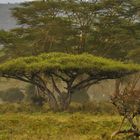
top-left (0, 88), bottom-right (24, 103)
top-left (0, 112), bottom-right (136, 140)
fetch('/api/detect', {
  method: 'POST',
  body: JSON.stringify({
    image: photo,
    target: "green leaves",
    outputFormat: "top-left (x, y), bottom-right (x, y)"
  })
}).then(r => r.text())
top-left (1, 0), bottom-right (139, 61)
top-left (0, 52), bottom-right (139, 76)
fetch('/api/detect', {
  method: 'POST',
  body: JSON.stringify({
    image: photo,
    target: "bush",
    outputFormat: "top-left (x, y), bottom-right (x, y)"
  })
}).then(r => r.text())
top-left (0, 101), bottom-right (117, 114)
top-left (0, 88), bottom-right (24, 103)
top-left (0, 103), bottom-right (49, 114)
top-left (25, 85), bottom-right (46, 106)
top-left (68, 101), bottom-right (117, 114)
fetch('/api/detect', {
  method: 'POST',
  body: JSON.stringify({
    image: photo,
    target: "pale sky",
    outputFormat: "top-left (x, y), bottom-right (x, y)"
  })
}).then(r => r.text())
top-left (0, 0), bottom-right (33, 3)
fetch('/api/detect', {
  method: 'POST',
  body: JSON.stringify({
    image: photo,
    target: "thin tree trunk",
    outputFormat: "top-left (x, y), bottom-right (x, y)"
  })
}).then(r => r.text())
top-left (64, 91), bottom-right (72, 110)
top-left (51, 76), bottom-right (72, 111)
top-left (39, 87), bottom-right (59, 111)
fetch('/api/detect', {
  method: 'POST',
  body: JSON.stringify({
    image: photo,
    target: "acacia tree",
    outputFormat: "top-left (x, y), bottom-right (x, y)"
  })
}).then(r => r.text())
top-left (0, 52), bottom-right (139, 111)
top-left (92, 0), bottom-right (140, 59)
top-left (0, 0), bottom-right (139, 60)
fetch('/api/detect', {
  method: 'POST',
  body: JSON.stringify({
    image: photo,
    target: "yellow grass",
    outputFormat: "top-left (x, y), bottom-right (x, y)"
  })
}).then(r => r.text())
top-left (0, 112), bottom-right (131, 140)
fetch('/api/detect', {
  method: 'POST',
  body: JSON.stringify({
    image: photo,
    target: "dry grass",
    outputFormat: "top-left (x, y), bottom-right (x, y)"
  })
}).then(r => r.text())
top-left (0, 112), bottom-right (132, 140)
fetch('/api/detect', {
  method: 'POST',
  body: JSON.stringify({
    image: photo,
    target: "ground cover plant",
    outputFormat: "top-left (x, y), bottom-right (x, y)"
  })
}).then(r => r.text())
top-left (0, 112), bottom-right (134, 140)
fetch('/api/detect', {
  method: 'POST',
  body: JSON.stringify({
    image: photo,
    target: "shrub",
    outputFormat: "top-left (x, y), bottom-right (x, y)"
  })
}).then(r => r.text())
top-left (0, 103), bottom-right (46, 114)
top-left (25, 85), bottom-right (46, 106)
top-left (0, 88), bottom-right (24, 103)
top-left (0, 101), bottom-right (117, 114)
top-left (68, 101), bottom-right (117, 114)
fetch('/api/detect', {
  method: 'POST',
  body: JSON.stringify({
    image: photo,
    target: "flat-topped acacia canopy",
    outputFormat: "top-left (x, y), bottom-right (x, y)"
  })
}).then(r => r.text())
top-left (0, 52), bottom-right (139, 111)
top-left (0, 52), bottom-right (139, 75)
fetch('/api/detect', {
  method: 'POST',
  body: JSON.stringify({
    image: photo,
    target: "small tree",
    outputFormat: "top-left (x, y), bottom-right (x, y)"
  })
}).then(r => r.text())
top-left (111, 74), bottom-right (140, 139)
top-left (0, 52), bottom-right (139, 111)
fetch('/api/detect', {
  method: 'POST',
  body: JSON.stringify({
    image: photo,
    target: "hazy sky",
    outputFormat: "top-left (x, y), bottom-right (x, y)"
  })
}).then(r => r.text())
top-left (0, 0), bottom-right (33, 3)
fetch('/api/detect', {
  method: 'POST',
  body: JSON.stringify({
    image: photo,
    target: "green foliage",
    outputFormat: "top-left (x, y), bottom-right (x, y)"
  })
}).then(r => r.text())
top-left (0, 88), bottom-right (24, 103)
top-left (92, 0), bottom-right (140, 60)
top-left (0, 0), bottom-right (139, 61)
top-left (0, 30), bottom-right (14, 44)
top-left (0, 52), bottom-right (139, 76)
top-left (128, 47), bottom-right (140, 63)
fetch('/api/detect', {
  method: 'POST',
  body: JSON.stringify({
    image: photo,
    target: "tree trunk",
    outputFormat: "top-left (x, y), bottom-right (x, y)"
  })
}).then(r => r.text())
top-left (37, 76), bottom-right (73, 112)
top-left (64, 91), bottom-right (72, 110)
top-left (58, 91), bottom-right (72, 111)
top-left (41, 89), bottom-right (72, 112)
top-left (39, 87), bottom-right (59, 111)
top-left (47, 92), bottom-right (59, 112)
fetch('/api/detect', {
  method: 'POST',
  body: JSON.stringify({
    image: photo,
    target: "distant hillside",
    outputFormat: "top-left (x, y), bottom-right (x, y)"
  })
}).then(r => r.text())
top-left (0, 4), bottom-right (18, 30)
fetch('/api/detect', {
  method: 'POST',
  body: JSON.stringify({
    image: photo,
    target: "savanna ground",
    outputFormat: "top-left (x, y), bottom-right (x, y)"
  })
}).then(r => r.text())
top-left (0, 113), bottom-right (120, 140)
top-left (0, 109), bottom-right (135, 140)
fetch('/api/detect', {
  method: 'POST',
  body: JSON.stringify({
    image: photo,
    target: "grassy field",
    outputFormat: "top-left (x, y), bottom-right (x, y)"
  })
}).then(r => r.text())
top-left (0, 112), bottom-right (132, 140)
